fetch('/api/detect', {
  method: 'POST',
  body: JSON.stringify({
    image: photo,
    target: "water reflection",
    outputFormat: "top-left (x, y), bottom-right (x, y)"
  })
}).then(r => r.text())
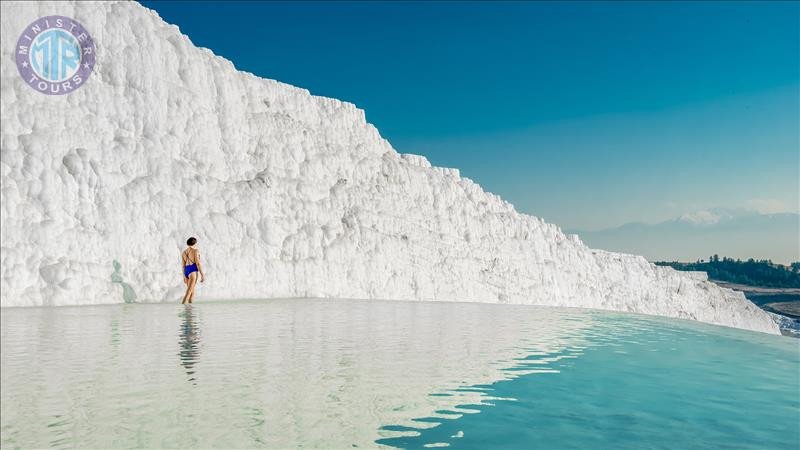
top-left (2, 300), bottom-right (795, 449)
top-left (178, 305), bottom-right (201, 383)
top-left (0, 300), bottom-right (596, 448)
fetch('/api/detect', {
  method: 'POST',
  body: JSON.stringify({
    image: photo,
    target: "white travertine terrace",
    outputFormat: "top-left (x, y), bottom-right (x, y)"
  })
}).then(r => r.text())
top-left (0, 1), bottom-right (779, 334)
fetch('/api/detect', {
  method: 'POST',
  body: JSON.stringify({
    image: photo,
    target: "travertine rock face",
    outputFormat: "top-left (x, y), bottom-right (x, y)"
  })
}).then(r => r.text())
top-left (0, 1), bottom-right (779, 334)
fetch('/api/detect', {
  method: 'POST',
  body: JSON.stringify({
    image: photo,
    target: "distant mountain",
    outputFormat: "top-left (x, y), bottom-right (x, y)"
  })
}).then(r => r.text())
top-left (569, 210), bottom-right (799, 264)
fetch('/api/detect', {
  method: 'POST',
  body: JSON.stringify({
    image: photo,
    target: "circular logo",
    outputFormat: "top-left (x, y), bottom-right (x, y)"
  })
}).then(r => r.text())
top-left (15, 16), bottom-right (96, 95)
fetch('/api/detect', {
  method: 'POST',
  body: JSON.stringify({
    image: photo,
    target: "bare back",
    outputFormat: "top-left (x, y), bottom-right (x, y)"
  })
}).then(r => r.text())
top-left (182, 248), bottom-right (198, 266)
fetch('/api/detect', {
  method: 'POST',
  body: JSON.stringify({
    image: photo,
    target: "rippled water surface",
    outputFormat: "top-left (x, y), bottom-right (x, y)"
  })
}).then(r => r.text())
top-left (2, 299), bottom-right (798, 449)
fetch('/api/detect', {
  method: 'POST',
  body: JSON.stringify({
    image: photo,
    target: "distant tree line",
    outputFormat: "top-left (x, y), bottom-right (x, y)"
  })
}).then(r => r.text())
top-left (655, 255), bottom-right (800, 288)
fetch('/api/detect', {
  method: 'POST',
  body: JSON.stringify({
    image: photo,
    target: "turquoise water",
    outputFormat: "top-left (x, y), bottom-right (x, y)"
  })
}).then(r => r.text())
top-left (378, 314), bottom-right (799, 449)
top-left (1, 299), bottom-right (798, 449)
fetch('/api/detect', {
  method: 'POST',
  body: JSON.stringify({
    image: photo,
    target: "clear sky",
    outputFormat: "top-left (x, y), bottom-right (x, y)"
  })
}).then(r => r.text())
top-left (141, 0), bottom-right (798, 231)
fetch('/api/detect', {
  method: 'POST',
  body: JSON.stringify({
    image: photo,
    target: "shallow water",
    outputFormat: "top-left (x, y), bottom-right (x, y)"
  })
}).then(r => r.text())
top-left (1, 299), bottom-right (798, 449)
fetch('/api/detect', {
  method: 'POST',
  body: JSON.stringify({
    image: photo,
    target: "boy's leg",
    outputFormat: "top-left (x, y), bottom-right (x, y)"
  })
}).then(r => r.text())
top-left (181, 277), bottom-right (190, 304)
top-left (187, 273), bottom-right (198, 303)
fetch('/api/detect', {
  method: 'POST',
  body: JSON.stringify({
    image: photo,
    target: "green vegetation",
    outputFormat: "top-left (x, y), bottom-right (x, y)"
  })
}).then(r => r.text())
top-left (656, 255), bottom-right (800, 288)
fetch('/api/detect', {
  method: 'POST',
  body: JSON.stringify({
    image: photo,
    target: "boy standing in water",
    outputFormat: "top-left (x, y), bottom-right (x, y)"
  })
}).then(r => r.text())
top-left (181, 237), bottom-right (205, 304)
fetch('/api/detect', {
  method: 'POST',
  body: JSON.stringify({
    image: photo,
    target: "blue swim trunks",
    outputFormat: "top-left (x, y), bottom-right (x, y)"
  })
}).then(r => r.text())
top-left (184, 263), bottom-right (198, 279)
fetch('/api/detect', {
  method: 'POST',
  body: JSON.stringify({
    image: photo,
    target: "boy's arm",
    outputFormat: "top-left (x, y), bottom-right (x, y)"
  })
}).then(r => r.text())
top-left (181, 264), bottom-right (187, 284)
top-left (196, 251), bottom-right (205, 281)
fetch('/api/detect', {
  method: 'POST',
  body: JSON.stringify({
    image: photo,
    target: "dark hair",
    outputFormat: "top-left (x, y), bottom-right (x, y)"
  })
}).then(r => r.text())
top-left (186, 237), bottom-right (197, 246)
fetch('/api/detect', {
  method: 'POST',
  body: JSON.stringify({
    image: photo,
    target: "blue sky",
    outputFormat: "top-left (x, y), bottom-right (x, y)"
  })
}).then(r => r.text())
top-left (141, 1), bottom-right (798, 231)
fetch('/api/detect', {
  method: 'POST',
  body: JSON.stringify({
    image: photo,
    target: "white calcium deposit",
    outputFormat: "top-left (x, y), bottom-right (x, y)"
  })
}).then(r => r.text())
top-left (0, 1), bottom-right (779, 334)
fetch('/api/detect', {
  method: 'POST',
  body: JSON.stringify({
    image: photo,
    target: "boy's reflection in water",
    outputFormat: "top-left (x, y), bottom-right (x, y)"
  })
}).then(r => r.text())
top-left (178, 305), bottom-right (201, 384)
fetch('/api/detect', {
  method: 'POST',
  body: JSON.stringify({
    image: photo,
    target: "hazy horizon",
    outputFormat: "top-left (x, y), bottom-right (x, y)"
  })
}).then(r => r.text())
top-left (569, 210), bottom-right (799, 265)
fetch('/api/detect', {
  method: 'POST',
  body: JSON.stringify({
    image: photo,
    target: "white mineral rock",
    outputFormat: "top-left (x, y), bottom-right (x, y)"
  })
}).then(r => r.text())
top-left (0, 1), bottom-right (779, 335)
